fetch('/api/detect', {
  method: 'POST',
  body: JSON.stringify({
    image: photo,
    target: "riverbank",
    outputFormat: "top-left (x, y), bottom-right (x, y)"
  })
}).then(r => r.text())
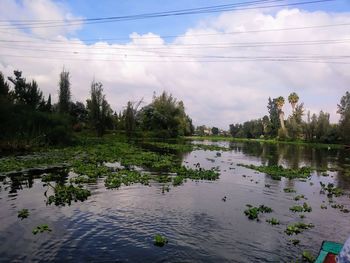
top-left (186, 136), bottom-right (346, 149)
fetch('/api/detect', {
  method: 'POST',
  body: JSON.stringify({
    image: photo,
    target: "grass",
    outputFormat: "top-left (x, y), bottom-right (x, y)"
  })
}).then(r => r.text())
top-left (237, 164), bottom-right (313, 180)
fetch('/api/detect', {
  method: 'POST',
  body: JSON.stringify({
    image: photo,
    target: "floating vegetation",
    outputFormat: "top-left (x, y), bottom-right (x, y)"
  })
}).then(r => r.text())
top-left (265, 184), bottom-right (271, 188)
top-left (320, 182), bottom-right (344, 197)
top-left (173, 176), bottom-right (184, 186)
top-left (17, 209), bottom-right (29, 220)
top-left (285, 222), bottom-right (314, 235)
top-left (105, 170), bottom-right (150, 189)
top-left (46, 184), bottom-right (91, 206)
top-left (173, 166), bottom-right (220, 181)
top-left (321, 172), bottom-right (329, 177)
top-left (32, 224), bottom-right (52, 235)
top-left (194, 144), bottom-right (229, 152)
top-left (153, 234), bottom-right (168, 247)
top-left (290, 203), bottom-right (312, 213)
top-left (331, 203), bottom-right (350, 213)
top-left (290, 205), bottom-right (304, 212)
top-left (320, 204), bottom-right (327, 209)
top-left (302, 251), bottom-right (315, 263)
top-left (266, 218), bottom-right (280, 225)
top-left (237, 164), bottom-right (313, 180)
top-left (294, 195), bottom-right (305, 201)
top-left (244, 205), bottom-right (273, 220)
top-left (284, 188), bottom-right (296, 193)
top-left (290, 239), bottom-right (300, 246)
top-left (299, 214), bottom-right (305, 219)
top-left (41, 171), bottom-right (68, 182)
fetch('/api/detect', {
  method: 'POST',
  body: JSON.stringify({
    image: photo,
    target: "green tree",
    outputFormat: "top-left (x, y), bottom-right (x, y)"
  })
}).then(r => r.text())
top-left (211, 127), bottom-right (219, 135)
top-left (139, 91), bottom-right (192, 138)
top-left (337, 91), bottom-right (350, 143)
top-left (0, 71), bottom-right (10, 97)
top-left (267, 97), bottom-right (280, 136)
top-left (8, 71), bottom-right (44, 109)
top-left (86, 81), bottom-right (112, 137)
top-left (58, 69), bottom-right (71, 113)
top-left (288, 92), bottom-right (299, 112)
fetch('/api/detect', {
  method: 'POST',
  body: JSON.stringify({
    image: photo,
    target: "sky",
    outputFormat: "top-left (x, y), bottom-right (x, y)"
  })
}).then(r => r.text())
top-left (0, 0), bottom-right (350, 129)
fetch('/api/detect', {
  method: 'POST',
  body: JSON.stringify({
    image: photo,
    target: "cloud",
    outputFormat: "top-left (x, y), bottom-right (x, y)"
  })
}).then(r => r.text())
top-left (0, 1), bottom-right (350, 129)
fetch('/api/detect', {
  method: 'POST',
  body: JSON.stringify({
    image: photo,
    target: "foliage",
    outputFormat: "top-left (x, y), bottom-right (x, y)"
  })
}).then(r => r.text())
top-left (266, 218), bottom-right (280, 225)
top-left (285, 222), bottom-right (314, 235)
top-left (104, 170), bottom-right (150, 189)
top-left (153, 234), bottom-right (168, 247)
top-left (46, 184), bottom-right (91, 206)
top-left (86, 80), bottom-right (113, 137)
top-left (58, 69), bottom-right (71, 113)
top-left (138, 92), bottom-right (193, 138)
top-left (290, 203), bottom-right (312, 213)
top-left (283, 188), bottom-right (296, 193)
top-left (32, 224), bottom-right (52, 235)
top-left (244, 204), bottom-right (273, 220)
top-left (320, 182), bottom-right (344, 197)
top-left (302, 251), bottom-right (315, 263)
top-left (237, 163), bottom-right (312, 180)
top-left (337, 91), bottom-right (350, 143)
top-left (18, 209), bottom-right (29, 220)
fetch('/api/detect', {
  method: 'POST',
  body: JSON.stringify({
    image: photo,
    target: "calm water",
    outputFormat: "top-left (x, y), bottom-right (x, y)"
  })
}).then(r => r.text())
top-left (1, 141), bottom-right (350, 262)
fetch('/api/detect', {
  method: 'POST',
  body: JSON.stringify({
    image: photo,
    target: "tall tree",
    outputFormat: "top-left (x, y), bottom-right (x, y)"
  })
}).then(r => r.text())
top-left (275, 96), bottom-right (286, 131)
top-left (86, 80), bottom-right (112, 137)
top-left (267, 97), bottom-right (280, 136)
top-left (0, 71), bottom-right (10, 97)
top-left (288, 92), bottom-right (299, 112)
top-left (58, 69), bottom-right (71, 113)
top-left (8, 71), bottom-right (44, 109)
top-left (337, 91), bottom-right (350, 143)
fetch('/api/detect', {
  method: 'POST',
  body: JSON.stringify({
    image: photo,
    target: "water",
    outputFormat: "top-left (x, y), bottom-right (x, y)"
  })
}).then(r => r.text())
top-left (1, 141), bottom-right (350, 262)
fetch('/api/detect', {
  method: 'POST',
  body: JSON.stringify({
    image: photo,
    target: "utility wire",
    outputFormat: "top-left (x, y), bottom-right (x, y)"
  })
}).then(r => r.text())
top-left (0, 0), bottom-right (335, 30)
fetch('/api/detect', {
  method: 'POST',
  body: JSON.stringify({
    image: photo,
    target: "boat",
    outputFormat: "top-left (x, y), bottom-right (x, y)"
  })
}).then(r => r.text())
top-left (315, 241), bottom-right (343, 263)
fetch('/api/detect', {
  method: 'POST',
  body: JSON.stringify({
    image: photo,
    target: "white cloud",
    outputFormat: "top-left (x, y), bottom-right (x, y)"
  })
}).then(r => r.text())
top-left (0, 1), bottom-right (350, 129)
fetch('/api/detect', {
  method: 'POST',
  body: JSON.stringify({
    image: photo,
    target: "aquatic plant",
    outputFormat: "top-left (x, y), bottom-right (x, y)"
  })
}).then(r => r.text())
top-left (284, 188), bottom-right (296, 193)
top-left (17, 209), bottom-right (29, 220)
top-left (320, 182), bottom-right (344, 197)
top-left (290, 239), bottom-right (300, 245)
top-left (244, 205), bottom-right (273, 220)
top-left (46, 184), bottom-right (91, 206)
top-left (294, 195), bottom-right (305, 201)
top-left (32, 224), bottom-right (52, 235)
top-left (266, 218), bottom-right (280, 225)
top-left (104, 170), bottom-right (150, 189)
top-left (320, 204), bottom-right (327, 209)
top-left (285, 222), bottom-right (314, 235)
top-left (153, 234), bottom-right (168, 247)
top-left (173, 176), bottom-right (184, 186)
top-left (302, 251), bottom-right (315, 263)
top-left (237, 164), bottom-right (313, 180)
top-left (290, 203), bottom-right (312, 213)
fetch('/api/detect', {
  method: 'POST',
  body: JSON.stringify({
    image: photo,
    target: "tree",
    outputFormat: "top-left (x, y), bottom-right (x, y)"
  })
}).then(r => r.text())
top-left (337, 91), bottom-right (350, 143)
top-left (0, 71), bottom-right (10, 97)
top-left (288, 92), bottom-right (299, 112)
top-left (58, 69), bottom-right (71, 113)
top-left (275, 96), bottom-right (285, 131)
top-left (138, 91), bottom-right (192, 138)
top-left (262, 115), bottom-right (270, 136)
top-left (211, 127), bottom-right (219, 135)
top-left (86, 81), bottom-right (112, 137)
top-left (267, 97), bottom-right (280, 136)
top-left (8, 71), bottom-right (44, 109)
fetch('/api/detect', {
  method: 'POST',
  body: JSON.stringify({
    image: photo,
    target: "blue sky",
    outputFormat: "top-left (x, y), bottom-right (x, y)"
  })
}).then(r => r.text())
top-left (62, 0), bottom-right (350, 43)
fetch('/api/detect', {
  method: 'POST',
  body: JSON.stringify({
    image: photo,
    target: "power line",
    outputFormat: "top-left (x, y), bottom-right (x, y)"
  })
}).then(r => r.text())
top-left (0, 0), bottom-right (335, 30)
top-left (1, 53), bottom-right (349, 64)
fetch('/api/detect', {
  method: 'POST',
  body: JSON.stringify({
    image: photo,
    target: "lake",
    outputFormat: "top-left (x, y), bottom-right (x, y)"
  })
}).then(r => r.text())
top-left (1, 140), bottom-right (350, 262)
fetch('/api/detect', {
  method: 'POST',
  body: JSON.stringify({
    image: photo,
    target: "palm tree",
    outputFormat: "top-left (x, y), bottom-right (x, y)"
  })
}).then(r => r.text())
top-left (275, 96), bottom-right (285, 130)
top-left (288, 92), bottom-right (299, 112)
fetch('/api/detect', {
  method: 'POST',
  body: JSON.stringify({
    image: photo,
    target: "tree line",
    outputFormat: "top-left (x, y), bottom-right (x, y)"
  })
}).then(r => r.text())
top-left (0, 69), bottom-right (194, 151)
top-left (229, 92), bottom-right (350, 144)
